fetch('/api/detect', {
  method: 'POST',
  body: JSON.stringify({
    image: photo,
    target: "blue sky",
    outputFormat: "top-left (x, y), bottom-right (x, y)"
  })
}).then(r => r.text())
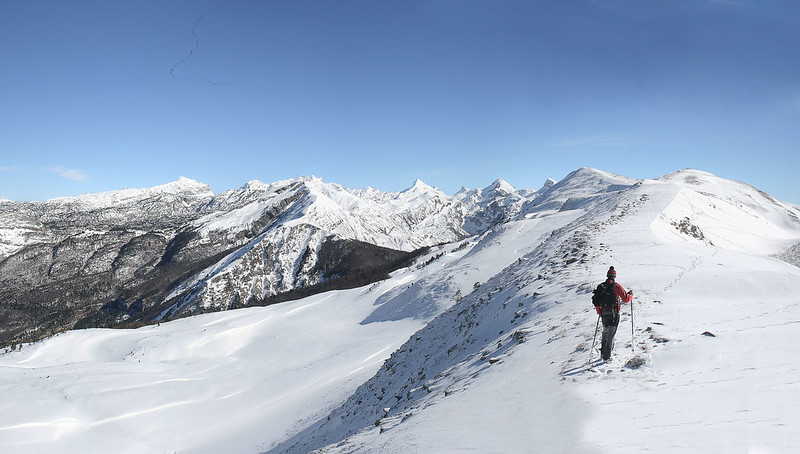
top-left (1, 0), bottom-right (798, 202)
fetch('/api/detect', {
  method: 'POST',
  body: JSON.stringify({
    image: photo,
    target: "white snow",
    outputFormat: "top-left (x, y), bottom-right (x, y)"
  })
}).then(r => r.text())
top-left (45, 177), bottom-right (214, 208)
top-left (2, 168), bottom-right (800, 453)
top-left (0, 287), bottom-right (424, 454)
top-left (193, 175), bottom-right (463, 252)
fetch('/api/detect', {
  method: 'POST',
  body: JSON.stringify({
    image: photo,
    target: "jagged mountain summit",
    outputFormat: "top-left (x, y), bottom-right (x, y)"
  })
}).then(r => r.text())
top-left (272, 168), bottom-right (800, 453)
top-left (1, 167), bottom-right (799, 453)
top-left (3, 167), bottom-right (797, 346)
top-left (0, 168), bottom-right (800, 453)
top-left (156, 176), bottom-right (468, 319)
top-left (0, 174), bottom-right (532, 345)
top-left (455, 178), bottom-right (537, 235)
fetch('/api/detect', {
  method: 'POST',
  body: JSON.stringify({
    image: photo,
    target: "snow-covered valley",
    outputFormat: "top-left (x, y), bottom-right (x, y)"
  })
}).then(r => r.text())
top-left (1, 168), bottom-right (799, 453)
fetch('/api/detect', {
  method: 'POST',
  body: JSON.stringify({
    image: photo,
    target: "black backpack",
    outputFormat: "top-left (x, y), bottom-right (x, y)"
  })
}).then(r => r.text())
top-left (592, 281), bottom-right (617, 312)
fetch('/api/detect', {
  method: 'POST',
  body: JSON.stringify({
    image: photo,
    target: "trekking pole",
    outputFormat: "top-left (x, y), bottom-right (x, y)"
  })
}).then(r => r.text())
top-left (590, 314), bottom-right (600, 362)
top-left (630, 293), bottom-right (635, 354)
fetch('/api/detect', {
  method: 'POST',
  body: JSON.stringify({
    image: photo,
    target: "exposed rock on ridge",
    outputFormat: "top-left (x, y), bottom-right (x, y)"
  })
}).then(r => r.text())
top-left (0, 176), bottom-right (494, 345)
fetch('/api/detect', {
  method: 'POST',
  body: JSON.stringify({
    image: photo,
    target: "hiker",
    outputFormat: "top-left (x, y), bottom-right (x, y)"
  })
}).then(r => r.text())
top-left (593, 266), bottom-right (633, 361)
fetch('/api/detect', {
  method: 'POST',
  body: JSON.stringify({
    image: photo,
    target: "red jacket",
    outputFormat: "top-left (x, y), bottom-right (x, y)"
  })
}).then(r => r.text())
top-left (595, 279), bottom-right (632, 314)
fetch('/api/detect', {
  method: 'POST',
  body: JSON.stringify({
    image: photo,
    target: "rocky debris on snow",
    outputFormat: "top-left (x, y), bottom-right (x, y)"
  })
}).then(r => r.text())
top-left (672, 217), bottom-right (706, 241)
top-left (778, 241), bottom-right (800, 268)
top-left (624, 356), bottom-right (647, 369)
top-left (644, 326), bottom-right (669, 344)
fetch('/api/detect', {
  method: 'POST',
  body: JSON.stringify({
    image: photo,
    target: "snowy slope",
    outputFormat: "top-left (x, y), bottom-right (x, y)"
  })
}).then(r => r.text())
top-left (278, 170), bottom-right (800, 453)
top-left (0, 287), bottom-right (421, 454)
top-left (0, 175), bottom-right (468, 344)
top-left (455, 178), bottom-right (537, 235)
top-left (1, 168), bottom-right (799, 454)
top-left (191, 176), bottom-right (464, 252)
top-left (0, 206), bottom-right (48, 259)
top-left (521, 166), bottom-right (638, 216)
top-left (44, 177), bottom-right (214, 210)
top-left (0, 240), bottom-right (484, 454)
top-left (656, 169), bottom-right (800, 254)
top-left (157, 176), bottom-right (467, 316)
top-left (0, 177), bottom-right (213, 259)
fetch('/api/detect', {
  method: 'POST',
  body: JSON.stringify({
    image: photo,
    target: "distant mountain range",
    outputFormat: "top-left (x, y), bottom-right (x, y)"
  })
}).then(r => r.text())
top-left (1, 167), bottom-right (798, 347)
top-left (0, 173), bottom-right (555, 345)
top-left (2, 167), bottom-right (800, 453)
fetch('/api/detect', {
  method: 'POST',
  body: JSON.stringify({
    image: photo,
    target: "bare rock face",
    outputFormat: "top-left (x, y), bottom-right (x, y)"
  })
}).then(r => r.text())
top-left (0, 179), bottom-right (218, 344)
top-left (0, 177), bottom-right (483, 345)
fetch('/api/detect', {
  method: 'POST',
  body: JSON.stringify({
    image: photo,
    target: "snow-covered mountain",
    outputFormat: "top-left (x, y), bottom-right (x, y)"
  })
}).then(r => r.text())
top-left (455, 178), bottom-right (536, 235)
top-left (0, 177), bottom-right (214, 257)
top-left (275, 168), bottom-right (800, 453)
top-left (0, 178), bottom-right (221, 343)
top-left (157, 176), bottom-right (467, 318)
top-left (0, 175), bottom-right (476, 345)
top-left (1, 167), bottom-right (799, 453)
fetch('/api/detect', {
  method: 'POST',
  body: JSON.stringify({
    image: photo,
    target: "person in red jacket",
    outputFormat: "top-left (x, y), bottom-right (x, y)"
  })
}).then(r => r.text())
top-left (596, 266), bottom-right (633, 361)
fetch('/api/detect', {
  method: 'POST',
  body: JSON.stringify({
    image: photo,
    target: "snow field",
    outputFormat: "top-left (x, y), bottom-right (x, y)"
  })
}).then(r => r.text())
top-left (573, 178), bottom-right (800, 452)
top-left (0, 288), bottom-right (424, 454)
top-left (286, 172), bottom-right (800, 453)
top-left (0, 228), bottom-right (515, 454)
top-left (577, 250), bottom-right (800, 453)
top-left (2, 168), bottom-right (799, 453)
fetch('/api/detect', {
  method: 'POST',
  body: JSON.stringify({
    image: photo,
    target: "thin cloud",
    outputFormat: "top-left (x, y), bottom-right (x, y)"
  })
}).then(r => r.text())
top-left (0, 166), bottom-right (19, 172)
top-left (49, 166), bottom-right (89, 182)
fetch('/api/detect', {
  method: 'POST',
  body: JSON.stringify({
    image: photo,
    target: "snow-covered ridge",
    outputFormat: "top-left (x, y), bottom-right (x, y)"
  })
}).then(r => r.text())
top-left (456, 178), bottom-right (534, 235)
top-left (655, 169), bottom-right (800, 254)
top-left (158, 176), bottom-right (471, 315)
top-left (2, 167), bottom-right (800, 453)
top-left (44, 177), bottom-right (214, 208)
top-left (521, 167), bottom-right (638, 215)
top-left (191, 175), bottom-right (466, 251)
top-left (275, 168), bottom-right (800, 453)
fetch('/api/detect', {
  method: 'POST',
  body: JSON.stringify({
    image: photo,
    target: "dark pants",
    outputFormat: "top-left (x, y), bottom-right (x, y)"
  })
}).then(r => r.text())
top-left (600, 311), bottom-right (620, 360)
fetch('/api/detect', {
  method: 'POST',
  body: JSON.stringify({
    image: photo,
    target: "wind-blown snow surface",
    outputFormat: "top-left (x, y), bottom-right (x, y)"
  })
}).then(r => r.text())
top-left (2, 168), bottom-right (800, 453)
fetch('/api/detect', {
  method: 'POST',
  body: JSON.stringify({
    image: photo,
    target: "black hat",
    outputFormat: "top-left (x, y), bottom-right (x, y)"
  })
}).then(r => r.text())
top-left (607, 266), bottom-right (616, 279)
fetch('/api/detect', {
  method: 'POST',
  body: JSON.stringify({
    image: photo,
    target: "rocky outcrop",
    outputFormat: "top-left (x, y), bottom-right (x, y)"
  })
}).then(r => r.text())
top-left (0, 176), bottom-right (481, 345)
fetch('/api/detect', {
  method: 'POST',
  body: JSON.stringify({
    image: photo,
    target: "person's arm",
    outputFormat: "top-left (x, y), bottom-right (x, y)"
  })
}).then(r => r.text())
top-left (615, 283), bottom-right (633, 303)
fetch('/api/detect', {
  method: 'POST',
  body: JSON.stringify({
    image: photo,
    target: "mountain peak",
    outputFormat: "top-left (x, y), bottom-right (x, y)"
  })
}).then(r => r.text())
top-left (45, 177), bottom-right (214, 207)
top-left (658, 168), bottom-right (718, 185)
top-left (404, 179), bottom-right (437, 193)
top-left (243, 179), bottom-right (268, 190)
top-left (485, 178), bottom-right (515, 194)
top-left (158, 177), bottom-right (212, 194)
top-left (539, 178), bottom-right (558, 192)
top-left (559, 167), bottom-right (638, 187)
top-left (4, 166), bottom-right (800, 454)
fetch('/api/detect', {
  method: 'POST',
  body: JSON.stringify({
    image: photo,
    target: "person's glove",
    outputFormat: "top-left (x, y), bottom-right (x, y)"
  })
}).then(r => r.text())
top-left (627, 290), bottom-right (633, 295)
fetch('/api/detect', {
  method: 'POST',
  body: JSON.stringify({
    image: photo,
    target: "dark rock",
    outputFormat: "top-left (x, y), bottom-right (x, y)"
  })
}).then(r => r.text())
top-left (624, 356), bottom-right (647, 369)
